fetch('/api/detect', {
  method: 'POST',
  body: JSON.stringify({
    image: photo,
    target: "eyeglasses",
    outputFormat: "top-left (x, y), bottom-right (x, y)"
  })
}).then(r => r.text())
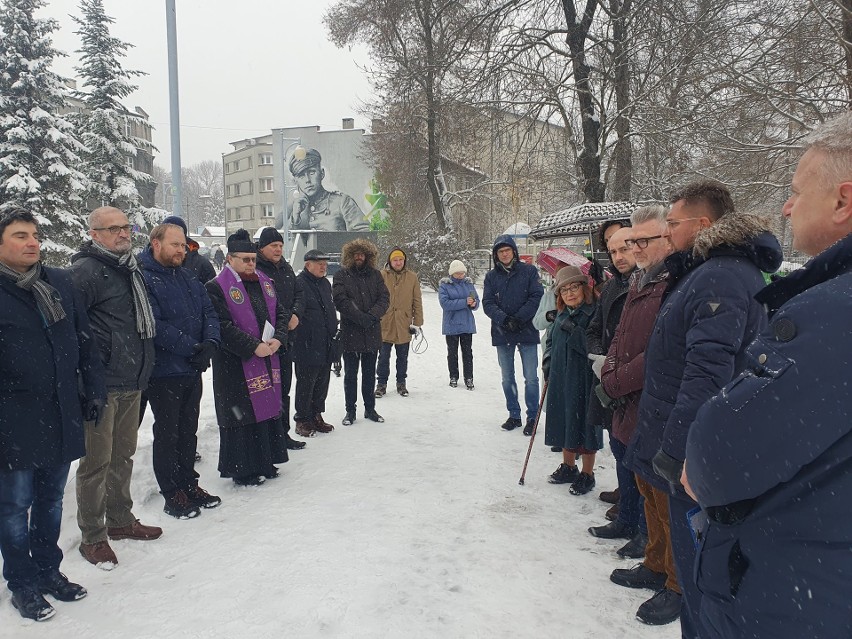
top-left (92, 224), bottom-right (133, 235)
top-left (625, 235), bottom-right (663, 249)
top-left (665, 217), bottom-right (703, 229)
top-left (236, 256), bottom-right (257, 264)
top-left (559, 283), bottom-right (584, 294)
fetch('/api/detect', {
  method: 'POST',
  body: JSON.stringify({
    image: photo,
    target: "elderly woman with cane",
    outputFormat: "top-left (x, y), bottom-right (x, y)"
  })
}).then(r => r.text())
top-left (541, 266), bottom-right (599, 495)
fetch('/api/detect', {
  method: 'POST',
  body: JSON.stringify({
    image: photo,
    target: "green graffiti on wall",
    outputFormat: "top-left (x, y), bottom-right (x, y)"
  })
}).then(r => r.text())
top-left (365, 178), bottom-right (390, 232)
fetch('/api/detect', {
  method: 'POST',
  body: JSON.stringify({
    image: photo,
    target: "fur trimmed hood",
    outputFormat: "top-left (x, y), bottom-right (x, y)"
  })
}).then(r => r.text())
top-left (341, 238), bottom-right (378, 269)
top-left (692, 213), bottom-right (782, 273)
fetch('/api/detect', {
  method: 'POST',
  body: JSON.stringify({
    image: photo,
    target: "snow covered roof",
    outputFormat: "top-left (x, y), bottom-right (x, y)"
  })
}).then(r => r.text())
top-left (200, 226), bottom-right (226, 237)
top-left (530, 202), bottom-right (636, 240)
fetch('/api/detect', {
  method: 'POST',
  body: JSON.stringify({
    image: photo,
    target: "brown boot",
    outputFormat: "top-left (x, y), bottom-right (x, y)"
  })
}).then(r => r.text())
top-left (294, 420), bottom-right (316, 438)
top-left (313, 414), bottom-right (334, 433)
top-left (107, 519), bottom-right (163, 541)
top-left (79, 541), bottom-right (118, 570)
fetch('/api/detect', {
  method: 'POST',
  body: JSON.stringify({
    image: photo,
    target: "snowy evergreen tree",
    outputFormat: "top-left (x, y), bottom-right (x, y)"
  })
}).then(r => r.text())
top-left (72, 0), bottom-right (161, 229)
top-left (0, 0), bottom-right (88, 264)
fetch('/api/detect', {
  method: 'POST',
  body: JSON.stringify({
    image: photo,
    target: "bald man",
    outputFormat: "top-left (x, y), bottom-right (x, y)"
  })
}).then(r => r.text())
top-left (69, 207), bottom-right (162, 570)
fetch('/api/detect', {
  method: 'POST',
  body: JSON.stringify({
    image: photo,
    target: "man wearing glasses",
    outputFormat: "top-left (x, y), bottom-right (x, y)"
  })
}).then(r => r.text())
top-left (69, 207), bottom-right (161, 569)
top-left (625, 182), bottom-right (782, 638)
top-left (140, 224), bottom-right (222, 519)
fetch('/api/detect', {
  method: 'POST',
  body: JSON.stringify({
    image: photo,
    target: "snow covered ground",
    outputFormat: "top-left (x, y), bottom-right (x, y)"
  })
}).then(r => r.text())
top-left (1, 287), bottom-right (679, 639)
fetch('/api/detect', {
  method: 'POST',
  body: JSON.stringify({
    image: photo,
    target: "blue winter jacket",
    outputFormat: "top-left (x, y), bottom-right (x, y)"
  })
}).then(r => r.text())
top-left (139, 248), bottom-right (220, 378)
top-left (438, 276), bottom-right (478, 335)
top-left (625, 214), bottom-right (782, 493)
top-left (482, 235), bottom-right (543, 346)
top-left (685, 232), bottom-right (852, 639)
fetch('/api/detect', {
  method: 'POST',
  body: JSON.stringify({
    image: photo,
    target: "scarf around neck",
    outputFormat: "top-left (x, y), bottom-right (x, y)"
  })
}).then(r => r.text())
top-left (89, 240), bottom-right (156, 339)
top-left (0, 260), bottom-right (66, 326)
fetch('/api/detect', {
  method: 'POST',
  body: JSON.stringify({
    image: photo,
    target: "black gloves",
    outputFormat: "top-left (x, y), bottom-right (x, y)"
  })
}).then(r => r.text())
top-left (502, 316), bottom-right (522, 333)
top-left (545, 310), bottom-right (556, 323)
top-left (190, 341), bottom-right (217, 372)
top-left (652, 449), bottom-right (684, 487)
top-left (84, 398), bottom-right (105, 425)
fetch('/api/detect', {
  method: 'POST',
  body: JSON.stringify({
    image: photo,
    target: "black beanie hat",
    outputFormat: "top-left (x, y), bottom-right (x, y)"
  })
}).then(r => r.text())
top-left (257, 226), bottom-right (284, 249)
top-left (226, 228), bottom-right (255, 253)
top-left (162, 215), bottom-right (188, 237)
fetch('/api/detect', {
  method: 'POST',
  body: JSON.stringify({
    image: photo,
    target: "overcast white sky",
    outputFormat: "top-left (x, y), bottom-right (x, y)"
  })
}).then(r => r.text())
top-left (40, 0), bottom-right (373, 170)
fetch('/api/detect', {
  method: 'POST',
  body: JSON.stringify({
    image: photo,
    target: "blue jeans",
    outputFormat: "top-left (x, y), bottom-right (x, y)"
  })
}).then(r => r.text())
top-left (610, 435), bottom-right (647, 535)
top-left (376, 342), bottom-right (410, 385)
top-left (0, 464), bottom-right (70, 592)
top-left (495, 343), bottom-right (540, 420)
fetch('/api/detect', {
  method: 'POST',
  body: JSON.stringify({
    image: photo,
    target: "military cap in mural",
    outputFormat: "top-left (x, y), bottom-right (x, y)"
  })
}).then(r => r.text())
top-left (288, 146), bottom-right (322, 177)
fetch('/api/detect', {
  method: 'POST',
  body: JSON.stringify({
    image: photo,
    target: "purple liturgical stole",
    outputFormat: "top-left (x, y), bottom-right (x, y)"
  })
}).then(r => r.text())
top-left (215, 266), bottom-right (282, 423)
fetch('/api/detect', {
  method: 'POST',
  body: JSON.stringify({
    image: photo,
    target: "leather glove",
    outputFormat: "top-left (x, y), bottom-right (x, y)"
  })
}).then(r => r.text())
top-left (503, 316), bottom-right (522, 333)
top-left (189, 341), bottom-right (217, 372)
top-left (84, 398), bottom-right (105, 425)
top-left (545, 309), bottom-right (556, 323)
top-left (588, 353), bottom-right (606, 379)
top-left (652, 449), bottom-right (684, 487)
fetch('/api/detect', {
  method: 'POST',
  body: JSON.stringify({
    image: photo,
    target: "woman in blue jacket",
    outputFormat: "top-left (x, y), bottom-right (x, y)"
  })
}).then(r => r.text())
top-left (438, 260), bottom-right (478, 389)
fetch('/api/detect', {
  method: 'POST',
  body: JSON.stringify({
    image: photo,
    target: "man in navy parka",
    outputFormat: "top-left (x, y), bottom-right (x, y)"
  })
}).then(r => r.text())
top-left (624, 180), bottom-right (782, 638)
top-left (684, 113), bottom-right (852, 639)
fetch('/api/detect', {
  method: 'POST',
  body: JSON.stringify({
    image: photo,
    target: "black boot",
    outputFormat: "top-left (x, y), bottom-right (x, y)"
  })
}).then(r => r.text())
top-left (522, 418), bottom-right (535, 436)
top-left (449, 377), bottom-right (458, 387)
top-left (617, 532), bottom-right (648, 559)
top-left (548, 463), bottom-right (580, 484)
top-left (11, 588), bottom-right (55, 621)
top-left (500, 417), bottom-right (522, 431)
top-left (342, 411), bottom-right (356, 426)
top-left (365, 408), bottom-right (385, 422)
top-left (588, 520), bottom-right (636, 540)
top-left (569, 472), bottom-right (596, 495)
top-left (610, 564), bottom-right (667, 590)
top-left (464, 378), bottom-right (474, 390)
top-left (38, 571), bottom-right (87, 602)
top-left (636, 588), bottom-right (681, 625)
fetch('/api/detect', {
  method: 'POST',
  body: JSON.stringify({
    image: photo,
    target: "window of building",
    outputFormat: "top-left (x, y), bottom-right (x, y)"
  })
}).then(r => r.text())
top-left (259, 153), bottom-right (273, 165)
top-left (261, 204), bottom-right (274, 217)
top-left (259, 178), bottom-right (274, 192)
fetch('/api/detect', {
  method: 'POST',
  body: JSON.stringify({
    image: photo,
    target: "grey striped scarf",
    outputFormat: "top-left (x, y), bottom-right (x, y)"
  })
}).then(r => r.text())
top-left (0, 260), bottom-right (67, 326)
top-left (90, 241), bottom-right (156, 339)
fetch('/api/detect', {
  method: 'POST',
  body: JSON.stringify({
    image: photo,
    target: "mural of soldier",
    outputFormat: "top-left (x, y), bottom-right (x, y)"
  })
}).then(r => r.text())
top-left (288, 147), bottom-right (370, 232)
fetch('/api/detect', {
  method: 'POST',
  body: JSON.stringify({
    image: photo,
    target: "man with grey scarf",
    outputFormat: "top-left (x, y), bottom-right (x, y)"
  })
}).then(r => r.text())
top-left (69, 207), bottom-right (162, 571)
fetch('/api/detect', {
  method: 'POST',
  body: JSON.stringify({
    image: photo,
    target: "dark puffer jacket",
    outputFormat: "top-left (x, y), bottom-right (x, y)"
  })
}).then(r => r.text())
top-left (685, 232), bottom-right (852, 639)
top-left (292, 267), bottom-right (338, 367)
top-left (332, 238), bottom-right (390, 353)
top-left (625, 213), bottom-right (782, 493)
top-left (139, 248), bottom-right (220, 378)
top-left (69, 242), bottom-right (155, 391)
top-left (482, 235), bottom-right (543, 346)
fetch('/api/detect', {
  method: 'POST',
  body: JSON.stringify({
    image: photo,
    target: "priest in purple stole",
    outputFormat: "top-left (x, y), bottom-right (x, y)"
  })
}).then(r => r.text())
top-left (205, 230), bottom-right (289, 486)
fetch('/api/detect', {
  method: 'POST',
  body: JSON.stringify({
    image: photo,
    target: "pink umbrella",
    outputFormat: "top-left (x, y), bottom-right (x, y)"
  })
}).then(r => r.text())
top-left (536, 246), bottom-right (607, 287)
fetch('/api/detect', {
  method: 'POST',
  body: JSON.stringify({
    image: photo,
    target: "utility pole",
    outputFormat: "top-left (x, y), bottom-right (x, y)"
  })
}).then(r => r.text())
top-left (166, 0), bottom-right (184, 218)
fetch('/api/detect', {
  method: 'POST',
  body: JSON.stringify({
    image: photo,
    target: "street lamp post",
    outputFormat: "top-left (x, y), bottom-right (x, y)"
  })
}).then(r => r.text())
top-left (273, 130), bottom-right (301, 258)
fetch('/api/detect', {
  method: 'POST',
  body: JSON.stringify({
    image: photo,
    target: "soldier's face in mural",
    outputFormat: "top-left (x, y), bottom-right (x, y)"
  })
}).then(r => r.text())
top-left (294, 166), bottom-right (325, 199)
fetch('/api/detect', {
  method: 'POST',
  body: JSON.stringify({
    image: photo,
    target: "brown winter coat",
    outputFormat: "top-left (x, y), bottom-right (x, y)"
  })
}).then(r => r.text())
top-left (332, 238), bottom-right (390, 353)
top-left (380, 249), bottom-right (424, 344)
top-left (600, 265), bottom-right (668, 445)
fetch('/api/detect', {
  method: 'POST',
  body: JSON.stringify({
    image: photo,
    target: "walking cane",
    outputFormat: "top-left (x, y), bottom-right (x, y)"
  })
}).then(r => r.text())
top-left (518, 379), bottom-right (549, 486)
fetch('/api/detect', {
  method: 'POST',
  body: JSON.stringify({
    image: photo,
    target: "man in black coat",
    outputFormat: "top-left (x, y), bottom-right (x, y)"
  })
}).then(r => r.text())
top-left (0, 208), bottom-right (106, 622)
top-left (291, 250), bottom-right (338, 437)
top-left (69, 206), bottom-right (161, 571)
top-left (255, 226), bottom-right (306, 450)
top-left (332, 238), bottom-right (390, 425)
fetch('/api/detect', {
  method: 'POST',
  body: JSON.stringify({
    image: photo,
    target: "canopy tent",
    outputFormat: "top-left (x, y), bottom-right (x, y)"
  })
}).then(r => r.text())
top-left (529, 202), bottom-right (635, 241)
